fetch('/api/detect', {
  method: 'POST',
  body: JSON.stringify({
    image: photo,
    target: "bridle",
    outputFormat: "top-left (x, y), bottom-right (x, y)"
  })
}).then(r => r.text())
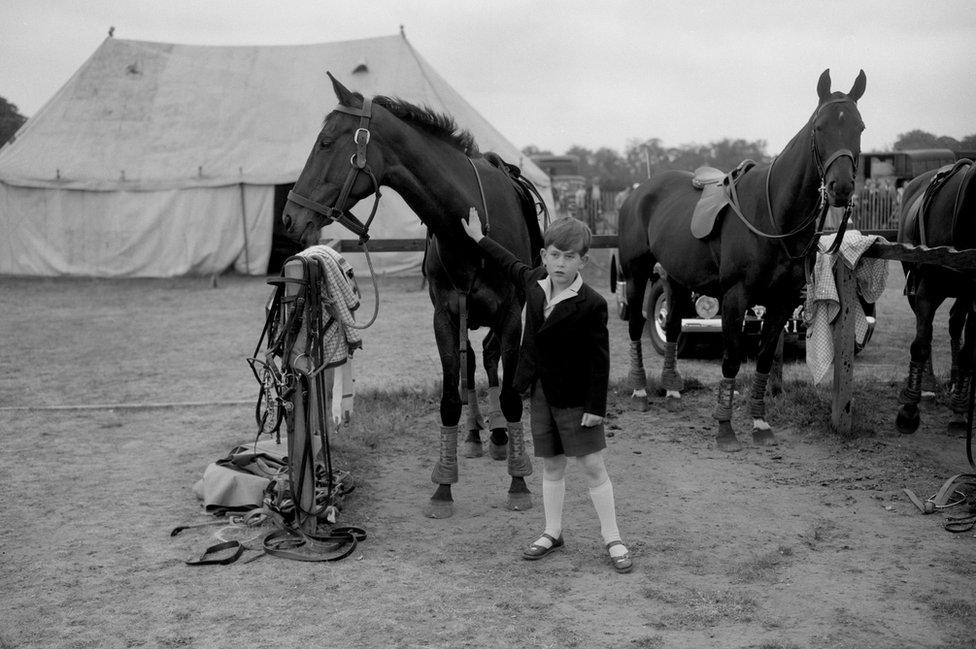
top-left (726, 96), bottom-right (860, 257)
top-left (287, 99), bottom-right (382, 245)
top-left (284, 99), bottom-right (386, 328)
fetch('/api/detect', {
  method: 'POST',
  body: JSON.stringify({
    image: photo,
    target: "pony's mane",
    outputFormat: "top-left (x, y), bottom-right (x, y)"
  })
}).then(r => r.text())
top-left (330, 92), bottom-right (480, 157)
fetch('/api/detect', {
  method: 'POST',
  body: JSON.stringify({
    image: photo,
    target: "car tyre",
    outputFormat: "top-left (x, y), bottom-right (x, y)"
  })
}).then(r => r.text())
top-left (645, 280), bottom-right (692, 357)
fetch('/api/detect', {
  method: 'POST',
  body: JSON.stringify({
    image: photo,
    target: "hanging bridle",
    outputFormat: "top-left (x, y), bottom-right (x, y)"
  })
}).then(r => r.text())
top-left (287, 99), bottom-right (382, 245)
top-left (725, 96), bottom-right (859, 257)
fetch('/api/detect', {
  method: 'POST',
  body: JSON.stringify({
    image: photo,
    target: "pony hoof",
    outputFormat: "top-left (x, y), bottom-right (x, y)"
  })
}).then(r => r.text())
top-left (631, 388), bottom-right (648, 399)
top-left (505, 492), bottom-right (533, 511)
top-left (489, 442), bottom-right (508, 461)
top-left (664, 390), bottom-right (681, 400)
top-left (948, 419), bottom-right (968, 437)
top-left (463, 441), bottom-right (483, 458)
top-left (716, 434), bottom-right (742, 453)
top-left (752, 428), bottom-right (776, 446)
top-left (424, 500), bottom-right (454, 519)
top-left (896, 405), bottom-right (920, 435)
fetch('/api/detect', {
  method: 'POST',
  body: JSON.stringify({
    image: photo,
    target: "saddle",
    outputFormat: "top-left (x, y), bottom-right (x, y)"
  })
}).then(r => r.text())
top-left (690, 160), bottom-right (756, 239)
top-left (900, 159), bottom-right (975, 247)
top-left (484, 151), bottom-right (551, 229)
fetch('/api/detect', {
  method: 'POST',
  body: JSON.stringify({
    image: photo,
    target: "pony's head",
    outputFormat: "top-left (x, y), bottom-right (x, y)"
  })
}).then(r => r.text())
top-left (282, 73), bottom-right (388, 246)
top-left (812, 69), bottom-right (866, 207)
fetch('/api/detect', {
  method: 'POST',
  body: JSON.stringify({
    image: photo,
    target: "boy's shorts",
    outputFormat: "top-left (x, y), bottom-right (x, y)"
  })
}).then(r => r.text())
top-left (529, 382), bottom-right (606, 458)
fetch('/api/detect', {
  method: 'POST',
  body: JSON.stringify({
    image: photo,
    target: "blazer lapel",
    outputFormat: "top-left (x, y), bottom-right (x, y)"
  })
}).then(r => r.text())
top-left (539, 292), bottom-right (584, 332)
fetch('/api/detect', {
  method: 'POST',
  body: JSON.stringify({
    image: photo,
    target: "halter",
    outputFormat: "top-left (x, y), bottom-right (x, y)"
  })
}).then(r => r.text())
top-left (726, 96), bottom-right (859, 257)
top-left (287, 99), bottom-right (382, 244)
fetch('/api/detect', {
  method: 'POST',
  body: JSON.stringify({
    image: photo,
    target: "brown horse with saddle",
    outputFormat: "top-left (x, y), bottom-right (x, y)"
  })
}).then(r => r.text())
top-left (896, 157), bottom-right (976, 439)
top-left (617, 69), bottom-right (866, 452)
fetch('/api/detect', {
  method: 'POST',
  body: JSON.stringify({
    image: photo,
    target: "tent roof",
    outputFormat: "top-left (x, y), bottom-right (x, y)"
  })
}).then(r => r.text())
top-left (0, 34), bottom-right (548, 191)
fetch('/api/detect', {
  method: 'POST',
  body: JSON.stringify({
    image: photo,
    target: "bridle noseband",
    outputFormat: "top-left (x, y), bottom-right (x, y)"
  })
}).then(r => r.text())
top-left (287, 99), bottom-right (382, 244)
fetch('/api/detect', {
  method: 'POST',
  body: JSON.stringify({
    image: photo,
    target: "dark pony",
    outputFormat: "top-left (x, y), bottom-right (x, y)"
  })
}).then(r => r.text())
top-left (282, 74), bottom-right (546, 518)
top-left (895, 159), bottom-right (976, 435)
top-left (617, 69), bottom-right (866, 451)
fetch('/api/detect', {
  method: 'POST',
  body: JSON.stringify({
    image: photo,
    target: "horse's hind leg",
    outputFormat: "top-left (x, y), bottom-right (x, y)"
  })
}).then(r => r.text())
top-left (462, 340), bottom-right (486, 458)
top-left (498, 303), bottom-right (532, 511)
top-left (948, 298), bottom-right (975, 436)
top-left (948, 296), bottom-right (971, 391)
top-left (481, 331), bottom-right (509, 461)
top-left (897, 282), bottom-right (944, 434)
top-left (625, 258), bottom-right (652, 401)
top-left (661, 278), bottom-right (689, 400)
top-left (427, 305), bottom-right (463, 518)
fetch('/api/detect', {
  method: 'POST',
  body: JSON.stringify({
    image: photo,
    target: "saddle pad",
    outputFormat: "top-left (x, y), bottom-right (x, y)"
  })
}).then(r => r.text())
top-left (691, 183), bottom-right (730, 239)
top-left (899, 193), bottom-right (925, 246)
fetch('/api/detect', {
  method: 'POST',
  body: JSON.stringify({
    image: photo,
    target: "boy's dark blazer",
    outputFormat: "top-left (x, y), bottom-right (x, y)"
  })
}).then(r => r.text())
top-left (478, 237), bottom-right (609, 417)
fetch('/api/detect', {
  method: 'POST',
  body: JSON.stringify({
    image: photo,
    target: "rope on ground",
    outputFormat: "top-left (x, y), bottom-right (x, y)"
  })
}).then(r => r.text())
top-left (0, 399), bottom-right (253, 412)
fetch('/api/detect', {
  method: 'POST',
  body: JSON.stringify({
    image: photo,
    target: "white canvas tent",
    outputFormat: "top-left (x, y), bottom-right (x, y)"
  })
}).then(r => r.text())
top-left (0, 33), bottom-right (552, 277)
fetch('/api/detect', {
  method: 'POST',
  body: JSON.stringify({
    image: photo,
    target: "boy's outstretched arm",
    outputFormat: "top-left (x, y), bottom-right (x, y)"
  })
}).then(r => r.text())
top-left (461, 206), bottom-right (542, 288)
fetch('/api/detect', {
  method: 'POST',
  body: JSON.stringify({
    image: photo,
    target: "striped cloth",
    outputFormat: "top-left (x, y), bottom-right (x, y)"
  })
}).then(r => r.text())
top-left (804, 230), bottom-right (889, 384)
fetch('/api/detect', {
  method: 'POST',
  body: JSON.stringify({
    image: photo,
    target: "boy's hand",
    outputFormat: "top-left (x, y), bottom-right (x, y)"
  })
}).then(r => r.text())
top-left (461, 207), bottom-right (484, 242)
top-left (581, 413), bottom-right (604, 427)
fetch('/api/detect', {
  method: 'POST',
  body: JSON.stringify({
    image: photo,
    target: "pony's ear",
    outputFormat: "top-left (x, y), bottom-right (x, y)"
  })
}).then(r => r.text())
top-left (327, 71), bottom-right (358, 107)
top-left (848, 69), bottom-right (866, 102)
top-left (817, 69), bottom-right (832, 102)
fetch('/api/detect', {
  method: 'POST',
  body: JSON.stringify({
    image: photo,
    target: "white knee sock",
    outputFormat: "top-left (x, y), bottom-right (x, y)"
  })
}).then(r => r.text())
top-left (589, 479), bottom-right (625, 555)
top-left (542, 477), bottom-right (565, 541)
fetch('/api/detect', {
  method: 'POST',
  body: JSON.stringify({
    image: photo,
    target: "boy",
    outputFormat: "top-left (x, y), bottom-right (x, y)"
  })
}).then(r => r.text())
top-left (461, 209), bottom-right (632, 574)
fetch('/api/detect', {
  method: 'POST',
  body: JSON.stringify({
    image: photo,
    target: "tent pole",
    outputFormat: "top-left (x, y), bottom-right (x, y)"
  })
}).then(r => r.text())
top-left (238, 175), bottom-right (251, 272)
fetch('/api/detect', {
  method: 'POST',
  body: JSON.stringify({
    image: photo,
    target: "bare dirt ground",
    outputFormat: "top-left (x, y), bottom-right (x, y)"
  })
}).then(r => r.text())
top-left (2, 257), bottom-right (975, 649)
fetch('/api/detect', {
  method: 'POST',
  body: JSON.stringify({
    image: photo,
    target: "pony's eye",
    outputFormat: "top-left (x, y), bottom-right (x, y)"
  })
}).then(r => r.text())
top-left (319, 138), bottom-right (333, 149)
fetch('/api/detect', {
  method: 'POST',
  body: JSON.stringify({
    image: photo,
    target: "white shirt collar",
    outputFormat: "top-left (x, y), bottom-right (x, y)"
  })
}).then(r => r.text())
top-left (538, 273), bottom-right (582, 317)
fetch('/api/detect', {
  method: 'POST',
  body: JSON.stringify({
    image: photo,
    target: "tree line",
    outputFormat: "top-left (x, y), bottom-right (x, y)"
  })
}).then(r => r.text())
top-left (523, 130), bottom-right (976, 193)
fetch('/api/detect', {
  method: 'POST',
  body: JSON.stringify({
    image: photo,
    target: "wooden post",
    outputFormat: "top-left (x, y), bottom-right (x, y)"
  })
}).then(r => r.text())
top-left (831, 259), bottom-right (857, 434)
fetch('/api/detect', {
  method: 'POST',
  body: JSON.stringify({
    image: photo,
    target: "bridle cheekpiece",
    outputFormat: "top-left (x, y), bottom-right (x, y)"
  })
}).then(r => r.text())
top-left (287, 98), bottom-right (381, 244)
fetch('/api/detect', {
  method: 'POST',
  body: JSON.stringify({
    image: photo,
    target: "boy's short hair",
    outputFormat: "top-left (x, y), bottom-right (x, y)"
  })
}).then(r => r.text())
top-left (544, 217), bottom-right (592, 255)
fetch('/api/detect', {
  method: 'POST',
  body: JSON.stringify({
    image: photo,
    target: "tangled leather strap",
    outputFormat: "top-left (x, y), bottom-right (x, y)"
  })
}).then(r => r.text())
top-left (262, 526), bottom-right (367, 562)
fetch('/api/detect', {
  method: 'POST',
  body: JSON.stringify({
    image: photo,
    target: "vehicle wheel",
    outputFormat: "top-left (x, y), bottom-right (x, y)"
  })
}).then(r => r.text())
top-left (645, 280), bottom-right (691, 357)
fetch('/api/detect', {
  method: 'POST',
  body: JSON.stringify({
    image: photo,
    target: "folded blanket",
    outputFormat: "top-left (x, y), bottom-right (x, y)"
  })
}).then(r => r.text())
top-left (804, 230), bottom-right (888, 384)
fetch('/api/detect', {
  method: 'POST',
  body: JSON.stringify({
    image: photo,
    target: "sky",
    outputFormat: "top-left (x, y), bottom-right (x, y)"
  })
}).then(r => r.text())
top-left (2, 0), bottom-right (974, 156)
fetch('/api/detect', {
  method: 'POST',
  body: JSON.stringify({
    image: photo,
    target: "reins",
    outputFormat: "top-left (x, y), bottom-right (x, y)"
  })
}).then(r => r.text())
top-left (723, 96), bottom-right (858, 259)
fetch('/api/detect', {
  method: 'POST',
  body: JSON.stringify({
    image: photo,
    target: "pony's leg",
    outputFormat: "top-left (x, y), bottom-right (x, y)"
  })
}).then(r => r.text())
top-left (482, 331), bottom-right (509, 460)
top-left (426, 306), bottom-right (463, 518)
top-left (749, 303), bottom-right (793, 446)
top-left (897, 282), bottom-right (944, 435)
top-left (713, 285), bottom-right (748, 452)
top-left (661, 279), bottom-right (689, 400)
top-left (462, 340), bottom-right (486, 458)
top-left (626, 265), bottom-right (651, 401)
top-left (948, 297), bottom-right (971, 391)
top-left (498, 303), bottom-right (532, 511)
top-left (948, 298), bottom-right (976, 436)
